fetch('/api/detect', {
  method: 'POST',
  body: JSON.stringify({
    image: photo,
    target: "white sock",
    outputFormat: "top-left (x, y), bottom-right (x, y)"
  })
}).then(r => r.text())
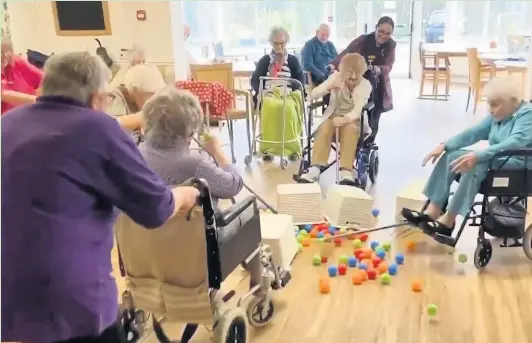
top-left (340, 169), bottom-right (353, 181)
top-left (303, 166), bottom-right (321, 180)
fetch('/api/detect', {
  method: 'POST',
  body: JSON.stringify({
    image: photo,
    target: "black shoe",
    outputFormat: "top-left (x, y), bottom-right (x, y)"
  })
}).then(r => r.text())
top-left (433, 233), bottom-right (457, 247)
top-left (262, 153), bottom-right (273, 162)
top-left (420, 221), bottom-right (454, 237)
top-left (338, 178), bottom-right (357, 186)
top-left (401, 208), bottom-right (432, 227)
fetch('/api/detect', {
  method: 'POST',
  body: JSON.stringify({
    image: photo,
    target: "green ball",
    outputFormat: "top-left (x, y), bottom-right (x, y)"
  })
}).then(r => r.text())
top-left (427, 304), bottom-right (438, 316)
top-left (458, 254), bottom-right (468, 263)
top-left (353, 239), bottom-right (363, 249)
top-left (380, 273), bottom-right (391, 285)
top-left (375, 246), bottom-right (386, 255)
top-left (297, 235), bottom-right (304, 243)
top-left (382, 242), bottom-right (392, 251)
top-left (297, 243), bottom-right (303, 252)
top-left (312, 255), bottom-right (322, 266)
top-left (338, 255), bottom-right (348, 264)
top-left (299, 230), bottom-right (309, 237)
top-left (317, 237), bottom-right (325, 243)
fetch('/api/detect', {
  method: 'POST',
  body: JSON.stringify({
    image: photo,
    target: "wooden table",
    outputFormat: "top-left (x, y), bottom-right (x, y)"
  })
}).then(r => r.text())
top-left (194, 60), bottom-right (256, 78)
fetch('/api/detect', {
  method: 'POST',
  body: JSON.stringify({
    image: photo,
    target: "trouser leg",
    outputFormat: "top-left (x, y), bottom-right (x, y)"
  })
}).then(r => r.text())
top-left (338, 122), bottom-right (361, 171)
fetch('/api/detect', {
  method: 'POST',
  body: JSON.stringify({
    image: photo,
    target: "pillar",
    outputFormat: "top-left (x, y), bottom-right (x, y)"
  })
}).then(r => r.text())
top-left (169, 1), bottom-right (188, 81)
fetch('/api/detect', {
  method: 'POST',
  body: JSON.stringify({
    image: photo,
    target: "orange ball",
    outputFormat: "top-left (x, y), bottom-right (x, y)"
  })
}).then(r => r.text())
top-left (358, 269), bottom-right (368, 281)
top-left (406, 240), bottom-right (416, 252)
top-left (377, 262), bottom-right (388, 274)
top-left (324, 233), bottom-right (332, 238)
top-left (319, 281), bottom-right (330, 294)
top-left (411, 281), bottom-right (423, 293)
top-left (352, 274), bottom-right (363, 285)
top-left (302, 238), bottom-right (311, 247)
top-left (310, 230), bottom-right (318, 238)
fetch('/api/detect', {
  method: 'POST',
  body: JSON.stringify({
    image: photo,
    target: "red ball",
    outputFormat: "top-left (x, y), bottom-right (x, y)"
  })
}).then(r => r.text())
top-left (359, 233), bottom-right (369, 242)
top-left (367, 269), bottom-right (377, 280)
top-left (338, 264), bottom-right (347, 275)
top-left (334, 238), bottom-right (342, 247)
top-left (354, 249), bottom-right (364, 260)
top-left (321, 256), bottom-right (328, 263)
top-left (372, 257), bottom-right (382, 268)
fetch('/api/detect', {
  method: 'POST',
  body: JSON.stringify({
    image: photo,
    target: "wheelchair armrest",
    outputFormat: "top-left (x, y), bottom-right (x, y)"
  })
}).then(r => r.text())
top-left (363, 102), bottom-right (375, 111)
top-left (215, 195), bottom-right (256, 227)
top-left (492, 148), bottom-right (532, 159)
top-left (308, 100), bottom-right (327, 111)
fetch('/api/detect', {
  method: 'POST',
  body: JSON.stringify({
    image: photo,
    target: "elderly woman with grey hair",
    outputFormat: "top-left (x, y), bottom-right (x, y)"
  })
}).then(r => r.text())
top-left (251, 26), bottom-right (305, 104)
top-left (402, 76), bottom-right (532, 246)
top-left (138, 86), bottom-right (245, 232)
top-left (1, 51), bottom-right (199, 343)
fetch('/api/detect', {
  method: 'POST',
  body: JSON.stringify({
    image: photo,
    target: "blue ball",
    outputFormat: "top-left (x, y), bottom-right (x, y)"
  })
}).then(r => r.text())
top-left (395, 254), bottom-right (405, 265)
top-left (328, 226), bottom-right (337, 235)
top-left (371, 208), bottom-right (380, 217)
top-left (388, 263), bottom-right (398, 275)
top-left (327, 265), bottom-right (338, 277)
top-left (347, 256), bottom-right (357, 268)
top-left (370, 240), bottom-right (380, 250)
top-left (303, 224), bottom-right (312, 232)
top-left (376, 250), bottom-right (386, 259)
top-left (317, 231), bottom-right (325, 238)
top-left (358, 262), bottom-right (368, 271)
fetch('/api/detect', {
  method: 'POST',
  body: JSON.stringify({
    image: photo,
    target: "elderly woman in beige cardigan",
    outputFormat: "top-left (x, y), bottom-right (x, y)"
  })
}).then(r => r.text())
top-left (300, 53), bottom-right (372, 185)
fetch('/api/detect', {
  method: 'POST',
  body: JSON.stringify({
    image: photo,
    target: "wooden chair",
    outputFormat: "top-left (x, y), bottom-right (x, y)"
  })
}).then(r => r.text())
top-left (418, 42), bottom-right (451, 100)
top-left (190, 63), bottom-right (251, 162)
top-left (466, 48), bottom-right (491, 114)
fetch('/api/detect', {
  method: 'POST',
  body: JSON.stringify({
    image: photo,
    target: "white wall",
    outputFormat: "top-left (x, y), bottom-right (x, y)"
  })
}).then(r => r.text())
top-left (8, 1), bottom-right (176, 64)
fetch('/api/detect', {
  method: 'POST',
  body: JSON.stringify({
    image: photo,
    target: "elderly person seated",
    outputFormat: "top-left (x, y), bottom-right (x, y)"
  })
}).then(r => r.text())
top-left (300, 53), bottom-right (372, 185)
top-left (401, 77), bottom-right (532, 245)
top-left (1, 36), bottom-right (43, 115)
top-left (139, 86), bottom-right (249, 242)
top-left (302, 23), bottom-right (338, 86)
top-left (108, 63), bottom-right (166, 141)
top-left (1, 51), bottom-right (199, 343)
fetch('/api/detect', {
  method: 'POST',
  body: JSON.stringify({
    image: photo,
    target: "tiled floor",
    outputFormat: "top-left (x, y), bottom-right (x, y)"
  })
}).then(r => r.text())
top-left (113, 80), bottom-right (532, 343)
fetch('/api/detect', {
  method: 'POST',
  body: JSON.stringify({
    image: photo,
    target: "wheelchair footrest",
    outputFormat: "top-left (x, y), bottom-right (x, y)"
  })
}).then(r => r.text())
top-left (500, 238), bottom-right (522, 248)
top-left (433, 233), bottom-right (457, 247)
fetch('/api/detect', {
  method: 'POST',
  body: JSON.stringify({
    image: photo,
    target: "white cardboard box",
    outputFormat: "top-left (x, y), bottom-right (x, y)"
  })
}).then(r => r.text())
top-left (395, 179), bottom-right (427, 223)
top-left (260, 213), bottom-right (298, 270)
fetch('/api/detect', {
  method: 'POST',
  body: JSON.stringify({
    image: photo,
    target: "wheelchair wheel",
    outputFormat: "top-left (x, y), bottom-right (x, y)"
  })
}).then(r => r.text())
top-left (473, 239), bottom-right (493, 269)
top-left (368, 150), bottom-right (379, 184)
top-left (245, 296), bottom-right (275, 328)
top-left (523, 224), bottom-right (532, 260)
top-left (215, 307), bottom-right (249, 343)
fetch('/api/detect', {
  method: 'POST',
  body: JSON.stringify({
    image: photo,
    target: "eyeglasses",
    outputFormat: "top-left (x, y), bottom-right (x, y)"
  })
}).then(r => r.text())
top-left (377, 29), bottom-right (392, 37)
top-left (272, 41), bottom-right (286, 47)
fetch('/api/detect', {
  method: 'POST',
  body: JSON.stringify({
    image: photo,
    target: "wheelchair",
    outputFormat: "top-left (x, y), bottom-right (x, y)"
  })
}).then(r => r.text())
top-left (293, 70), bottom-right (380, 190)
top-left (115, 179), bottom-right (291, 343)
top-left (420, 149), bottom-right (532, 270)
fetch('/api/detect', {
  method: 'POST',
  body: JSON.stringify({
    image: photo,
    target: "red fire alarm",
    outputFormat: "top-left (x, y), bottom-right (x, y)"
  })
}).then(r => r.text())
top-left (136, 10), bottom-right (147, 21)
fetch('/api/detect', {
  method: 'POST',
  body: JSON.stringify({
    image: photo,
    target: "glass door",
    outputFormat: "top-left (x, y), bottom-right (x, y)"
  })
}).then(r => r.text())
top-left (359, 0), bottom-right (415, 78)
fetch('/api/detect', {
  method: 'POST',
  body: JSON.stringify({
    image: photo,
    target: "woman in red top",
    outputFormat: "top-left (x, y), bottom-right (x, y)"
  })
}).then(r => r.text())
top-left (1, 37), bottom-right (43, 114)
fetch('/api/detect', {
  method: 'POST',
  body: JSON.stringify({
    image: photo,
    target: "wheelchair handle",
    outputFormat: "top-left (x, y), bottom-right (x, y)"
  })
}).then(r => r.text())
top-left (258, 76), bottom-right (305, 93)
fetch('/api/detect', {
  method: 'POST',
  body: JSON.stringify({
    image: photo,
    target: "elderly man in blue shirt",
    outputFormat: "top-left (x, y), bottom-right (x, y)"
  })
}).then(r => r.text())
top-left (1, 51), bottom-right (200, 343)
top-left (302, 23), bottom-right (338, 86)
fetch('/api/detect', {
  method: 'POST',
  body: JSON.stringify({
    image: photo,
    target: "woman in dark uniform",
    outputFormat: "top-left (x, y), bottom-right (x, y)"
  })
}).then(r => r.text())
top-left (331, 16), bottom-right (396, 144)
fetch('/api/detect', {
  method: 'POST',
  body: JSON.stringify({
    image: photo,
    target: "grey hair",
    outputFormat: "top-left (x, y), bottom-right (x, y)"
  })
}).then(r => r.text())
top-left (127, 45), bottom-right (145, 65)
top-left (41, 51), bottom-right (111, 104)
top-left (483, 76), bottom-right (523, 102)
top-left (269, 26), bottom-right (290, 44)
top-left (143, 86), bottom-right (204, 148)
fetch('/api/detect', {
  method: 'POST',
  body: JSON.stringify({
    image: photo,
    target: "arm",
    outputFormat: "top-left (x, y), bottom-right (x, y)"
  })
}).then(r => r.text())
top-left (444, 116), bottom-right (492, 151)
top-left (251, 55), bottom-right (270, 94)
top-left (1, 90), bottom-right (37, 106)
top-left (379, 40), bottom-right (396, 76)
top-left (18, 58), bottom-right (43, 90)
top-left (302, 42), bottom-right (324, 81)
top-left (310, 75), bottom-right (334, 100)
top-left (475, 109), bottom-right (532, 162)
top-left (329, 42), bottom-right (338, 61)
top-left (345, 79), bottom-right (372, 122)
top-left (331, 35), bottom-right (365, 68)
top-left (195, 159), bottom-right (244, 199)
top-left (116, 112), bottom-right (143, 132)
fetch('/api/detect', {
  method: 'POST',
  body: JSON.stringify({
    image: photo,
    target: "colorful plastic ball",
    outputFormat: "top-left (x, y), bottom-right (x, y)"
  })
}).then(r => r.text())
top-left (371, 257), bottom-right (382, 268)
top-left (359, 233), bottom-right (369, 242)
top-left (310, 230), bottom-right (318, 238)
top-left (321, 256), bottom-right (328, 263)
top-left (303, 224), bottom-right (312, 232)
top-left (388, 263), bottom-right (398, 276)
top-left (375, 246), bottom-right (385, 255)
top-left (327, 265), bottom-right (338, 277)
top-left (317, 231), bottom-right (325, 238)
top-left (297, 243), bottom-right (303, 252)
top-left (294, 226), bottom-right (300, 233)
top-left (299, 230), bottom-right (309, 237)
top-left (377, 262), bottom-right (389, 275)
top-left (339, 228), bottom-right (347, 233)
top-left (406, 240), bottom-right (416, 252)
top-left (334, 238), bottom-right (342, 247)
top-left (352, 239), bottom-right (363, 249)
top-left (376, 250), bottom-right (386, 259)
top-left (382, 242), bottom-right (392, 251)
top-left (411, 281), bottom-right (423, 293)
top-left (352, 274), bottom-right (363, 285)
top-left (371, 208), bottom-right (380, 217)
top-left (427, 304), bottom-right (438, 316)
top-left (319, 281), bottom-right (330, 294)
top-left (338, 264), bottom-right (347, 275)
top-left (354, 249), bottom-right (364, 260)
top-left (370, 240), bottom-right (380, 250)
top-left (328, 226), bottom-right (337, 235)
top-left (347, 256), bottom-right (357, 267)
top-left (312, 255), bottom-right (322, 266)
top-left (458, 254), bottom-right (468, 263)
top-left (302, 238), bottom-right (311, 247)
top-left (380, 273), bottom-right (391, 285)
top-left (358, 269), bottom-right (368, 281)
top-left (358, 262), bottom-right (368, 271)
top-left (296, 235), bottom-right (304, 243)
top-left (367, 269), bottom-right (377, 280)
top-left (338, 255), bottom-right (348, 264)
top-left (395, 254), bottom-right (405, 265)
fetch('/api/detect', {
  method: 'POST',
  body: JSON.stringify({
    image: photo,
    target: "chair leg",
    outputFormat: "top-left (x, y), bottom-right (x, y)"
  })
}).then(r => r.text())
top-left (227, 119), bottom-right (236, 163)
top-left (465, 87), bottom-right (472, 111)
top-left (444, 74), bottom-right (450, 99)
top-left (419, 73), bottom-right (425, 97)
top-left (473, 87), bottom-right (481, 114)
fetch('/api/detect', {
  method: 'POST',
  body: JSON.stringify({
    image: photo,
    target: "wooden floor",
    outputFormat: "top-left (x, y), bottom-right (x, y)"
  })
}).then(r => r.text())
top-left (112, 80), bottom-right (532, 343)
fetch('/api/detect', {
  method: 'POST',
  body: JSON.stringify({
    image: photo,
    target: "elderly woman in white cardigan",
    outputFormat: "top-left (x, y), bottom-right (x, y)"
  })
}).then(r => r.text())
top-left (300, 53), bottom-right (372, 185)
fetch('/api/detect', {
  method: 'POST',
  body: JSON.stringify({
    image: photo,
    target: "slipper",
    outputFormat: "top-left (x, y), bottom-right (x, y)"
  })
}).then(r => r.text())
top-left (401, 208), bottom-right (431, 226)
top-left (420, 220), bottom-right (454, 237)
